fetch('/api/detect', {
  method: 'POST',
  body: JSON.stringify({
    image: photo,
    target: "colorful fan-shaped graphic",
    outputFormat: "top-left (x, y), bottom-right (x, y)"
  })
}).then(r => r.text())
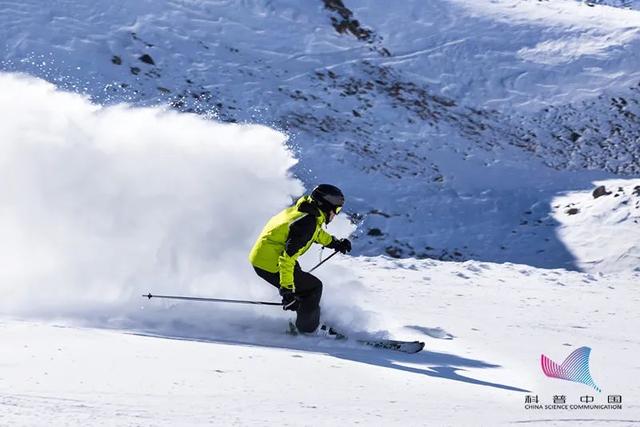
top-left (541, 347), bottom-right (601, 392)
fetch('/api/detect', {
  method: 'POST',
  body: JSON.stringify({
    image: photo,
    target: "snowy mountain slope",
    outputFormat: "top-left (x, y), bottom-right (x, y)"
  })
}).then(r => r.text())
top-left (2, 0), bottom-right (640, 270)
top-left (353, 0), bottom-right (640, 108)
top-left (1, 3), bottom-right (640, 423)
top-left (579, 0), bottom-right (640, 10)
top-left (0, 72), bottom-right (638, 426)
top-left (2, 256), bottom-right (639, 426)
top-left (552, 179), bottom-right (640, 272)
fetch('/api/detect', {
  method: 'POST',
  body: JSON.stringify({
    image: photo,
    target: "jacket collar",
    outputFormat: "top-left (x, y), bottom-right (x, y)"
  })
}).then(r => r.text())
top-left (295, 195), bottom-right (326, 223)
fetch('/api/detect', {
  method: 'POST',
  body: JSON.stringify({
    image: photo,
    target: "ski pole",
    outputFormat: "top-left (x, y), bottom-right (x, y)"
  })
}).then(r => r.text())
top-left (143, 293), bottom-right (282, 306)
top-left (309, 250), bottom-right (339, 273)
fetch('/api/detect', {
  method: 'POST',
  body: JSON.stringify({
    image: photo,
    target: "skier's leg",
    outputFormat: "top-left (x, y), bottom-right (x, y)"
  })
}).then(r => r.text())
top-left (253, 267), bottom-right (280, 290)
top-left (292, 263), bottom-right (323, 333)
top-left (254, 264), bottom-right (322, 333)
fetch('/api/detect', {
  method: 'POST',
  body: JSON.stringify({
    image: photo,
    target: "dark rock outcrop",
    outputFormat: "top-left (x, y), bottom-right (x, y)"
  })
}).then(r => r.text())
top-left (592, 185), bottom-right (612, 199)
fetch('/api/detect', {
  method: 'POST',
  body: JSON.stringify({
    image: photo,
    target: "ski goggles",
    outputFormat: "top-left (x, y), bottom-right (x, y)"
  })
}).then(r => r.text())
top-left (334, 205), bottom-right (343, 214)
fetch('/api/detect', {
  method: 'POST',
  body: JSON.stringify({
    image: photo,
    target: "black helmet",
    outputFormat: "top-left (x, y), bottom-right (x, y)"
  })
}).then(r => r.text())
top-left (311, 184), bottom-right (344, 213)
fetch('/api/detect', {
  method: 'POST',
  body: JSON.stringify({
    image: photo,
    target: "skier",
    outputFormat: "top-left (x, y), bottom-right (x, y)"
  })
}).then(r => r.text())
top-left (249, 184), bottom-right (352, 334)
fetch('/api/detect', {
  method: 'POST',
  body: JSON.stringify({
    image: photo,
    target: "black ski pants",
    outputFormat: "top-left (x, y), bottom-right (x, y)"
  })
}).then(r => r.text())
top-left (254, 262), bottom-right (322, 333)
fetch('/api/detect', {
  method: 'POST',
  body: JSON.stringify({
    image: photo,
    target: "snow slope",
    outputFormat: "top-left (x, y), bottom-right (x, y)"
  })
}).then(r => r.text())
top-left (2, 0), bottom-right (640, 270)
top-left (2, 256), bottom-right (639, 426)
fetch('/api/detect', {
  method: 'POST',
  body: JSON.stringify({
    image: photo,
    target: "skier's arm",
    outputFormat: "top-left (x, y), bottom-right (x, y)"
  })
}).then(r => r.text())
top-left (314, 227), bottom-right (333, 247)
top-left (278, 214), bottom-right (316, 291)
top-left (327, 237), bottom-right (352, 254)
top-left (320, 229), bottom-right (352, 253)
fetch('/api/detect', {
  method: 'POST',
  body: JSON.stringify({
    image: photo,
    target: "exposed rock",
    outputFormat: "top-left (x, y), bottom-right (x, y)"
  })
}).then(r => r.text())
top-left (139, 54), bottom-right (155, 65)
top-left (130, 67), bottom-right (140, 75)
top-left (111, 55), bottom-right (122, 65)
top-left (322, 0), bottom-right (390, 56)
top-left (367, 228), bottom-right (383, 236)
top-left (634, 185), bottom-right (640, 196)
top-left (592, 185), bottom-right (612, 199)
top-left (385, 246), bottom-right (402, 258)
top-left (569, 131), bottom-right (581, 142)
top-left (566, 208), bottom-right (580, 215)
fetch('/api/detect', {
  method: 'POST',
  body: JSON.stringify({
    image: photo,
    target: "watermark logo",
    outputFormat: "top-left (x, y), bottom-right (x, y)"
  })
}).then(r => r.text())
top-left (541, 346), bottom-right (601, 392)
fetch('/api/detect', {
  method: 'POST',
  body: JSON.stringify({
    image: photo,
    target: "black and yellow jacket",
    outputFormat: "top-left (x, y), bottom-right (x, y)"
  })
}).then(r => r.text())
top-left (249, 196), bottom-right (335, 290)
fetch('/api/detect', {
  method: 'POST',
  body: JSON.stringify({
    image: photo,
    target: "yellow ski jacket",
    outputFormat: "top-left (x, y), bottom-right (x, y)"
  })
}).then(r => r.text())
top-left (249, 196), bottom-right (334, 290)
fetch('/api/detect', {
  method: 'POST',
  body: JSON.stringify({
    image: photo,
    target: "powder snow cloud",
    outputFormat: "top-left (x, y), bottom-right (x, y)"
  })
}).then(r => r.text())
top-left (0, 73), bottom-right (295, 322)
top-left (0, 73), bottom-right (364, 337)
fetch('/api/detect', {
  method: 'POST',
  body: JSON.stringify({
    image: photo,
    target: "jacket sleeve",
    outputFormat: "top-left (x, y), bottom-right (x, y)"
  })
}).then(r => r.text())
top-left (278, 214), bottom-right (316, 290)
top-left (315, 228), bottom-right (333, 247)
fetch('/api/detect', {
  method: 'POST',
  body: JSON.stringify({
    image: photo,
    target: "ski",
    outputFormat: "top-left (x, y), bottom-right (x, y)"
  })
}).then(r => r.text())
top-left (356, 338), bottom-right (425, 354)
top-left (288, 322), bottom-right (424, 354)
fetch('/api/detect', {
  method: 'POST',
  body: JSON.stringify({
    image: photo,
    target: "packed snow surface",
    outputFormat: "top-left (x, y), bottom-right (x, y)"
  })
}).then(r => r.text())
top-left (2, 255), bottom-right (639, 425)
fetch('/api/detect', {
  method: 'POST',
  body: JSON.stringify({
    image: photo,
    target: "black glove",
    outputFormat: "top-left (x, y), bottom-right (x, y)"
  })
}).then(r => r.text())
top-left (330, 238), bottom-right (352, 254)
top-left (279, 287), bottom-right (300, 311)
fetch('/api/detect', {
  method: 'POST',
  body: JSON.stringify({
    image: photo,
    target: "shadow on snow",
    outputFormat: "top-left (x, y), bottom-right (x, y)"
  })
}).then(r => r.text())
top-left (127, 329), bottom-right (530, 393)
